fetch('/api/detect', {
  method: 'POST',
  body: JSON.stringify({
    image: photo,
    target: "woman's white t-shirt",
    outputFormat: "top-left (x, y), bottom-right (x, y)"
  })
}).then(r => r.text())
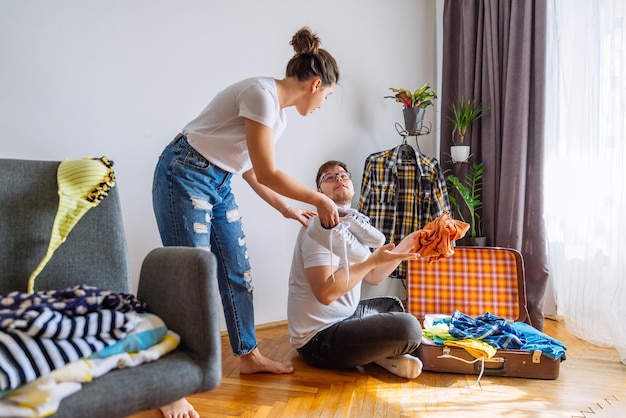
top-left (183, 77), bottom-right (286, 174)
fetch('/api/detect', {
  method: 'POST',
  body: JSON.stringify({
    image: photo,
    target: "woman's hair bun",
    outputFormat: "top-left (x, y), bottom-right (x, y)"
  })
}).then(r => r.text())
top-left (285, 26), bottom-right (339, 86)
top-left (290, 27), bottom-right (320, 56)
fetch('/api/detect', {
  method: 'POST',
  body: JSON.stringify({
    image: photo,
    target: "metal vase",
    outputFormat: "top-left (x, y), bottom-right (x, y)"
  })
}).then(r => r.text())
top-left (403, 107), bottom-right (425, 134)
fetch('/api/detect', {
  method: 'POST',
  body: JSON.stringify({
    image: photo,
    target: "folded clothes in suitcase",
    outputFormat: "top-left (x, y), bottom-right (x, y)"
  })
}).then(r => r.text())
top-left (407, 246), bottom-right (565, 380)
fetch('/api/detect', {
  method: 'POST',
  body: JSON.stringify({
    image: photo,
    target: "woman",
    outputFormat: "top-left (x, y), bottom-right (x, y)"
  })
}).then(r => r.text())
top-left (152, 27), bottom-right (340, 379)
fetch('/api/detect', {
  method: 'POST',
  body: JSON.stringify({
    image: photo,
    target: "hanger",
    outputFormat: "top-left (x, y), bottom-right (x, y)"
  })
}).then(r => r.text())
top-left (394, 122), bottom-right (419, 165)
top-left (398, 140), bottom-right (417, 165)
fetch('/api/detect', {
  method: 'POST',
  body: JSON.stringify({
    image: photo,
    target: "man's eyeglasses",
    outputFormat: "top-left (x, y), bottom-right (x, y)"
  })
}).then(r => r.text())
top-left (320, 172), bottom-right (352, 184)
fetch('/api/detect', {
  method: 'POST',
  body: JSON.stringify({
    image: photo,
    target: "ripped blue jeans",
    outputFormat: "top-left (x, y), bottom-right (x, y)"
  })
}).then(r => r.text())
top-left (152, 134), bottom-right (256, 356)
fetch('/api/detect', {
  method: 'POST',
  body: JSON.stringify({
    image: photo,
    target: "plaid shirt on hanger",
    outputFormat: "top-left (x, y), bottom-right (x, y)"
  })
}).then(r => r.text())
top-left (357, 144), bottom-right (450, 279)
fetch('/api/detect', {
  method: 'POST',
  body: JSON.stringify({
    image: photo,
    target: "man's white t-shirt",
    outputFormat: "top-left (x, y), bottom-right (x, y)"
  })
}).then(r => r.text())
top-left (183, 77), bottom-right (286, 174)
top-left (287, 227), bottom-right (361, 349)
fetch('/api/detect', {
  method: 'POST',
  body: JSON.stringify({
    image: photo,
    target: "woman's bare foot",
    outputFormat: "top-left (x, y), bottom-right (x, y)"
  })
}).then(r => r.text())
top-left (159, 397), bottom-right (199, 418)
top-left (239, 347), bottom-right (294, 374)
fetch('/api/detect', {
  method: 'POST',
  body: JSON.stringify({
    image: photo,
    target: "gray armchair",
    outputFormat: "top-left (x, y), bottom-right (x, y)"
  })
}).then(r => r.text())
top-left (0, 158), bottom-right (222, 417)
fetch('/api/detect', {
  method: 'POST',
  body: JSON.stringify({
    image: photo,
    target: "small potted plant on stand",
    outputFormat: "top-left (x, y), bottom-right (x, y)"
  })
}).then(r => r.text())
top-left (385, 83), bottom-right (437, 135)
top-left (446, 161), bottom-right (486, 246)
top-left (448, 96), bottom-right (487, 162)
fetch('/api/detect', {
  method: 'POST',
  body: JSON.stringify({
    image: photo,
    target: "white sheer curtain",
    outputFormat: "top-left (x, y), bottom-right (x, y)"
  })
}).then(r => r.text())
top-left (545, 0), bottom-right (626, 364)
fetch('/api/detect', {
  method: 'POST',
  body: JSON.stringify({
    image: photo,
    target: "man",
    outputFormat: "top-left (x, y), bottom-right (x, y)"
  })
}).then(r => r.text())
top-left (287, 160), bottom-right (424, 378)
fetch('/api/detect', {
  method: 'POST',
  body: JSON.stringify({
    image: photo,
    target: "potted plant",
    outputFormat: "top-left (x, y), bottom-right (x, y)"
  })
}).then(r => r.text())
top-left (448, 96), bottom-right (487, 162)
top-left (385, 83), bottom-right (437, 134)
top-left (446, 161), bottom-right (486, 246)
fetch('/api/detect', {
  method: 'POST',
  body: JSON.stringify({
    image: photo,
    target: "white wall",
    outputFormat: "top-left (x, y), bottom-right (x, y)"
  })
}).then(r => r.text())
top-left (0, 0), bottom-right (438, 329)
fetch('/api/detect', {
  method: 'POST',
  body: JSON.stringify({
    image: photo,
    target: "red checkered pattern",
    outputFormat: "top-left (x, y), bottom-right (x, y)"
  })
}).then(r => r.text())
top-left (407, 247), bottom-right (524, 321)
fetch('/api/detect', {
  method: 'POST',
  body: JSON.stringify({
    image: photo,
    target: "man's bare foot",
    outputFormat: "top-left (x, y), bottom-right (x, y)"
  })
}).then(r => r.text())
top-left (159, 397), bottom-right (199, 418)
top-left (239, 347), bottom-right (295, 374)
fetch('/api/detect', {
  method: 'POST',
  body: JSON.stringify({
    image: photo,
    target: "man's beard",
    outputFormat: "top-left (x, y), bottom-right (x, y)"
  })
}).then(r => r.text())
top-left (333, 190), bottom-right (353, 207)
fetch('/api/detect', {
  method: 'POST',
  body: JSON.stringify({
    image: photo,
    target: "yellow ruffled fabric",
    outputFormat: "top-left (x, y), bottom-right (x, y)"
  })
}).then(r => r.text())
top-left (444, 339), bottom-right (498, 359)
top-left (27, 157), bottom-right (115, 293)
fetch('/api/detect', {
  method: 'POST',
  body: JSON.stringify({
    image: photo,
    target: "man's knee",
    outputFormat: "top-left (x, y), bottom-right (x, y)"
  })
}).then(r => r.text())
top-left (399, 313), bottom-right (423, 345)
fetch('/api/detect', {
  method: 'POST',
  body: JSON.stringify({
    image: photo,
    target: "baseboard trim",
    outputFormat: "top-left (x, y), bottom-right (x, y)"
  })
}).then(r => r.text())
top-left (220, 320), bottom-right (288, 337)
top-left (256, 320), bottom-right (288, 330)
top-left (544, 314), bottom-right (564, 322)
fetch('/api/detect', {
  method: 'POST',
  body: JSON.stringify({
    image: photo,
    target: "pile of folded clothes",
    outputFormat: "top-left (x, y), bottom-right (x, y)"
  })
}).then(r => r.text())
top-left (0, 285), bottom-right (179, 417)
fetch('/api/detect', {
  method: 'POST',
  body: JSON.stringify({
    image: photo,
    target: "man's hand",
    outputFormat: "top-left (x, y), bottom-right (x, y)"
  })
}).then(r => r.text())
top-left (369, 242), bottom-right (420, 265)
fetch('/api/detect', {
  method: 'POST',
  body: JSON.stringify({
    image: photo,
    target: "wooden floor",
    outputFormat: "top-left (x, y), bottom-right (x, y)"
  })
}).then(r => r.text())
top-left (130, 319), bottom-right (626, 418)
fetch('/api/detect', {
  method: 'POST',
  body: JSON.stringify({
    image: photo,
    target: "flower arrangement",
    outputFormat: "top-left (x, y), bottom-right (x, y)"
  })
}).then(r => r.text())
top-left (385, 83), bottom-right (437, 109)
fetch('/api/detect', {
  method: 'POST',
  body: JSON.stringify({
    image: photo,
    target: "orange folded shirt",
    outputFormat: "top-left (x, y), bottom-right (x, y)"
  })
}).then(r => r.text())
top-left (413, 212), bottom-right (470, 263)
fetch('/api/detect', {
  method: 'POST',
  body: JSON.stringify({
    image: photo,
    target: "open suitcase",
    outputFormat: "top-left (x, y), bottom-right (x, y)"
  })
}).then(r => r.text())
top-left (407, 246), bottom-right (561, 379)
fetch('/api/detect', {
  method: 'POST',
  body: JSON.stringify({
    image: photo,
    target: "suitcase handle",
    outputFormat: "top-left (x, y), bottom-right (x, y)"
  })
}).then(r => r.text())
top-left (474, 357), bottom-right (507, 375)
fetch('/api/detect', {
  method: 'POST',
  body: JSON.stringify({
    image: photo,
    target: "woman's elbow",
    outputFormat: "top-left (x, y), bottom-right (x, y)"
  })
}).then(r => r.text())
top-left (254, 170), bottom-right (276, 187)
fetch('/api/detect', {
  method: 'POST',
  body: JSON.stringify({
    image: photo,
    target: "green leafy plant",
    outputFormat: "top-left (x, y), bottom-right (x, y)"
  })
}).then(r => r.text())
top-left (446, 162), bottom-right (484, 237)
top-left (448, 96), bottom-right (487, 145)
top-left (385, 83), bottom-right (437, 109)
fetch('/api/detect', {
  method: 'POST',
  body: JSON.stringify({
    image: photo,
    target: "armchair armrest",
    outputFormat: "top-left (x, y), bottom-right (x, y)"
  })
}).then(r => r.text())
top-left (137, 247), bottom-right (222, 391)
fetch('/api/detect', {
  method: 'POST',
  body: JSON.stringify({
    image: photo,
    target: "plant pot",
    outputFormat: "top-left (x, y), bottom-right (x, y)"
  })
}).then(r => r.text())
top-left (457, 236), bottom-right (487, 247)
top-left (403, 108), bottom-right (425, 134)
top-left (451, 145), bottom-right (470, 162)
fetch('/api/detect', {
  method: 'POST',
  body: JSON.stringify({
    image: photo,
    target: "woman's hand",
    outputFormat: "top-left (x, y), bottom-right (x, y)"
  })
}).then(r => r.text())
top-left (283, 207), bottom-right (317, 227)
top-left (315, 194), bottom-right (339, 229)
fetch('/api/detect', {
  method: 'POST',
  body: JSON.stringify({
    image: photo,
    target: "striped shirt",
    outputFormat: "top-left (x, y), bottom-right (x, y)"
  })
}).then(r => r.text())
top-left (357, 144), bottom-right (450, 279)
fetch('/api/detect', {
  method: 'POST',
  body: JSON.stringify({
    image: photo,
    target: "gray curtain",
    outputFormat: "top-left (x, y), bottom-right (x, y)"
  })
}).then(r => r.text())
top-left (440, 0), bottom-right (549, 330)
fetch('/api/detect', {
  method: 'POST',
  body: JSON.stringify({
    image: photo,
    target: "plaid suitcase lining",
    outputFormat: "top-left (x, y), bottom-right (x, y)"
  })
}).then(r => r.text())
top-left (407, 247), bottom-right (521, 321)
